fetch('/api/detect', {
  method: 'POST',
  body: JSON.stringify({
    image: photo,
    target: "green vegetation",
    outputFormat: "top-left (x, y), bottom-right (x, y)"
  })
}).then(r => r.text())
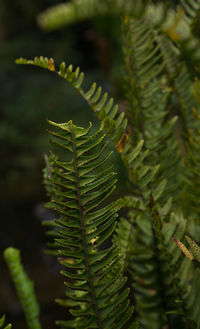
top-left (0, 315), bottom-right (12, 329)
top-left (4, 248), bottom-right (41, 329)
top-left (3, 0), bottom-right (200, 328)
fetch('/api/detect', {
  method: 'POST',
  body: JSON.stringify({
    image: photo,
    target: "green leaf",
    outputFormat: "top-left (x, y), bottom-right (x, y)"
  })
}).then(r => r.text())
top-left (0, 316), bottom-right (5, 327)
top-left (152, 179), bottom-right (167, 201)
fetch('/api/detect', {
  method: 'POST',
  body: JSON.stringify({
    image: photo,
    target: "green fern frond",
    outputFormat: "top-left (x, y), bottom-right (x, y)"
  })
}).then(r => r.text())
top-left (15, 50), bottom-right (196, 328)
top-left (187, 267), bottom-right (200, 327)
top-left (37, 0), bottom-right (145, 31)
top-left (113, 141), bottom-right (195, 328)
top-left (38, 0), bottom-right (190, 43)
top-left (44, 119), bottom-right (135, 328)
top-left (3, 248), bottom-right (42, 329)
top-left (134, 4), bottom-right (200, 135)
top-left (181, 128), bottom-right (200, 218)
top-left (157, 37), bottom-right (199, 139)
top-left (0, 316), bottom-right (12, 329)
top-left (122, 16), bottom-right (184, 207)
top-left (179, 0), bottom-right (200, 26)
top-left (113, 216), bottom-right (133, 272)
top-left (180, 77), bottom-right (200, 220)
top-left (153, 25), bottom-right (200, 138)
top-left (17, 57), bottom-right (158, 204)
top-left (145, 3), bottom-right (191, 42)
top-left (125, 208), bottom-right (195, 328)
top-left (122, 16), bottom-right (169, 136)
top-left (14, 57), bottom-right (184, 210)
top-left (38, 0), bottom-right (111, 30)
top-left (16, 57), bottom-right (128, 152)
top-left (174, 63), bottom-right (197, 129)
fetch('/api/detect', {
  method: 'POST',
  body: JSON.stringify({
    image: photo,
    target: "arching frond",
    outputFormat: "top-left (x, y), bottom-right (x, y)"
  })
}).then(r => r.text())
top-left (16, 56), bottom-right (184, 212)
top-left (16, 57), bottom-right (128, 153)
top-left (37, 0), bottom-right (145, 31)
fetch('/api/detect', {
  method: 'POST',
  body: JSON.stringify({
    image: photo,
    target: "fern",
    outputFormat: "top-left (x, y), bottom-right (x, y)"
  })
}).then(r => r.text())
top-left (0, 316), bottom-right (12, 329)
top-left (3, 248), bottom-right (42, 329)
top-left (15, 56), bottom-right (198, 328)
top-left (179, 0), bottom-right (200, 26)
top-left (43, 119), bottom-right (136, 329)
top-left (179, 78), bottom-right (200, 221)
top-left (122, 16), bottom-right (183, 206)
top-left (4, 1), bottom-right (200, 328)
top-left (37, 0), bottom-right (145, 31)
top-left (15, 56), bottom-right (178, 206)
top-left (114, 205), bottom-right (196, 328)
top-left (16, 56), bottom-right (128, 151)
top-left (112, 132), bottom-right (192, 327)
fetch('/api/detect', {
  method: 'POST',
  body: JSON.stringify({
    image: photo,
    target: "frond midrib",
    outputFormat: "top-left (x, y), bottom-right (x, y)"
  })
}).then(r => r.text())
top-left (71, 125), bottom-right (103, 329)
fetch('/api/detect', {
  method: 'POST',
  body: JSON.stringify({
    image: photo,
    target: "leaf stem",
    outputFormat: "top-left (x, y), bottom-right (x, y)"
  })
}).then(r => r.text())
top-left (71, 126), bottom-right (103, 329)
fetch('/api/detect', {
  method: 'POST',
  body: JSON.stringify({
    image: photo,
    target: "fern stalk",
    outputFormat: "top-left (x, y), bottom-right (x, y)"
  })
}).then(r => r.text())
top-left (71, 125), bottom-right (102, 328)
top-left (4, 248), bottom-right (42, 329)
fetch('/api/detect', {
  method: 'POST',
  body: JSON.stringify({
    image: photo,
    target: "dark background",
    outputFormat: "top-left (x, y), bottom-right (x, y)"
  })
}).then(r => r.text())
top-left (0, 1), bottom-right (126, 328)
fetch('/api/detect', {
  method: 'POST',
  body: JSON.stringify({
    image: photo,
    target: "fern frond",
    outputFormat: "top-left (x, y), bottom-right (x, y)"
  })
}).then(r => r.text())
top-left (44, 119), bottom-right (135, 328)
top-left (187, 267), bottom-right (200, 327)
top-left (179, 0), bottom-right (200, 26)
top-left (16, 57), bottom-right (128, 152)
top-left (14, 57), bottom-right (185, 211)
top-left (122, 16), bottom-right (169, 136)
top-left (145, 3), bottom-right (191, 42)
top-left (181, 129), bottom-right (200, 218)
top-left (38, 0), bottom-right (191, 44)
top-left (113, 216), bottom-right (133, 271)
top-left (37, 0), bottom-right (145, 31)
top-left (122, 16), bottom-right (185, 208)
top-left (17, 57), bottom-right (155, 206)
top-left (3, 248), bottom-right (42, 329)
top-left (174, 63), bottom-right (197, 129)
top-left (122, 208), bottom-right (196, 328)
top-left (137, 4), bottom-right (200, 135)
top-left (38, 0), bottom-right (111, 30)
top-left (180, 78), bottom-right (200, 219)
top-left (113, 141), bottom-right (195, 328)
top-left (0, 316), bottom-right (12, 329)
top-left (154, 22), bottom-right (200, 137)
